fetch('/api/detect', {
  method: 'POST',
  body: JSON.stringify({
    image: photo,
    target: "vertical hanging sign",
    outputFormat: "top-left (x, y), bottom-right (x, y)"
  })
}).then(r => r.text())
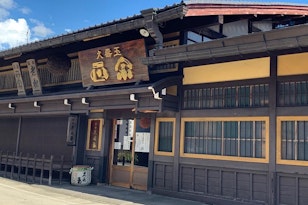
top-left (12, 62), bottom-right (26, 96)
top-left (26, 59), bottom-right (42, 95)
top-left (66, 115), bottom-right (78, 146)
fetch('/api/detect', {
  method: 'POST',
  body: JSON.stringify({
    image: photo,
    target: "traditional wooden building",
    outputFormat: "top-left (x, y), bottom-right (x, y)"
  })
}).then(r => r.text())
top-left (1, 1), bottom-right (308, 204)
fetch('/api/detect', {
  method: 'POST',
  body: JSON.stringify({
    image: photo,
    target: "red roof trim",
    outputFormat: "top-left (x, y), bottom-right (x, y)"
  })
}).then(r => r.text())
top-left (186, 4), bottom-right (308, 16)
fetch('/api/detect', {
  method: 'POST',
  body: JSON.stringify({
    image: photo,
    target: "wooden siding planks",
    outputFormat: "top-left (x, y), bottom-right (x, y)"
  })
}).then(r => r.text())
top-left (153, 163), bottom-right (173, 190)
top-left (252, 174), bottom-right (268, 202)
top-left (279, 176), bottom-right (296, 205)
top-left (222, 171), bottom-right (235, 198)
top-left (194, 168), bottom-right (206, 193)
top-left (178, 164), bottom-right (269, 204)
top-left (277, 174), bottom-right (308, 205)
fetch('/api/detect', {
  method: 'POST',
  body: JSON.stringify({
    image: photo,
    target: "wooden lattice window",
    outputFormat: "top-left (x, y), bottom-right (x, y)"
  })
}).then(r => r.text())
top-left (278, 117), bottom-right (308, 164)
top-left (155, 118), bottom-right (175, 156)
top-left (183, 84), bottom-right (269, 109)
top-left (278, 81), bottom-right (308, 106)
top-left (181, 117), bottom-right (269, 163)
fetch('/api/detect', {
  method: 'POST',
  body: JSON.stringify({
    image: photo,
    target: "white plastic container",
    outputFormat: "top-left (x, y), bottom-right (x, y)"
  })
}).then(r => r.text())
top-left (69, 165), bottom-right (93, 186)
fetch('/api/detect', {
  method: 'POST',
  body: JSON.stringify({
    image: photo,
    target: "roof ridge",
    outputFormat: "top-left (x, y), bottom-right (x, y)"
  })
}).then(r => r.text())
top-left (185, 0), bottom-right (308, 6)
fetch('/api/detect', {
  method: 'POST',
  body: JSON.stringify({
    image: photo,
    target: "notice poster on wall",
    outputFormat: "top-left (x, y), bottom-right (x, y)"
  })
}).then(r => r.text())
top-left (114, 142), bottom-right (121, 150)
top-left (135, 132), bottom-right (150, 153)
top-left (123, 136), bottom-right (131, 150)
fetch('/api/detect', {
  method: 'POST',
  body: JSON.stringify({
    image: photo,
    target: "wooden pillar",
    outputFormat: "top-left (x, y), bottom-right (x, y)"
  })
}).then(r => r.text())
top-left (268, 55), bottom-right (278, 205)
top-left (147, 115), bottom-right (156, 190)
top-left (15, 117), bottom-right (22, 154)
top-left (172, 112), bottom-right (181, 192)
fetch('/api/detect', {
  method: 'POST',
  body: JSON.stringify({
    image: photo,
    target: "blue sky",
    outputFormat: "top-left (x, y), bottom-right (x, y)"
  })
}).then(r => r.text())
top-left (13, 0), bottom-right (182, 35)
top-left (0, 0), bottom-right (308, 51)
top-left (0, 0), bottom-right (181, 50)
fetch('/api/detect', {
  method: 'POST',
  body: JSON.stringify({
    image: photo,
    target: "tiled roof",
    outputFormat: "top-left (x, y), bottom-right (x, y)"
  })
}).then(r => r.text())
top-left (185, 0), bottom-right (308, 16)
top-left (185, 0), bottom-right (308, 6)
top-left (0, 3), bottom-right (185, 58)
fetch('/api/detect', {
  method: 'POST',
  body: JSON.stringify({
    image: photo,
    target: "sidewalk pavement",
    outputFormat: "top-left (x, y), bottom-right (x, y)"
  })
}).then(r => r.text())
top-left (0, 177), bottom-right (209, 205)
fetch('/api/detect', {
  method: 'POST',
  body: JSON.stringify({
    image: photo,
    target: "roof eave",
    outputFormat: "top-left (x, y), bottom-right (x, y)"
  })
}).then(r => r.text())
top-left (0, 4), bottom-right (187, 59)
top-left (185, 3), bottom-right (308, 16)
top-left (142, 24), bottom-right (308, 65)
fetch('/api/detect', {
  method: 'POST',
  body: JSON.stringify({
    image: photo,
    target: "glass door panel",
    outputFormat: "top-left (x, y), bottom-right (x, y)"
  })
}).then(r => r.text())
top-left (110, 117), bottom-right (150, 190)
top-left (113, 119), bottom-right (134, 166)
top-left (131, 118), bottom-right (150, 190)
top-left (134, 118), bottom-right (150, 167)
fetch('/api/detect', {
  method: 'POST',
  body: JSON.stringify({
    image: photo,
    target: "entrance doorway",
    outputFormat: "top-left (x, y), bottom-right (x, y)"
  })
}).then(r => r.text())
top-left (109, 118), bottom-right (151, 190)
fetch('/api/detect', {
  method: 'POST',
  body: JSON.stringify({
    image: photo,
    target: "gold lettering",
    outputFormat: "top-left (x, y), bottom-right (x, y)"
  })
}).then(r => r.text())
top-left (104, 48), bottom-right (113, 58)
top-left (113, 47), bottom-right (122, 56)
top-left (96, 50), bottom-right (104, 59)
top-left (90, 61), bottom-right (109, 82)
top-left (115, 56), bottom-right (133, 81)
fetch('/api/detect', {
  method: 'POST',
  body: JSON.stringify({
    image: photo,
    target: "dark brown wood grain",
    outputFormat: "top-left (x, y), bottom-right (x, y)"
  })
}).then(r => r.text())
top-left (78, 39), bottom-right (148, 87)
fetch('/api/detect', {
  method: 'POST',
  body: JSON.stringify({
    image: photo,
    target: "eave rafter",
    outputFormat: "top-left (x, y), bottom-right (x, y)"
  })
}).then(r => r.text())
top-left (142, 24), bottom-right (308, 65)
top-left (191, 27), bottom-right (226, 39)
top-left (140, 4), bottom-right (187, 49)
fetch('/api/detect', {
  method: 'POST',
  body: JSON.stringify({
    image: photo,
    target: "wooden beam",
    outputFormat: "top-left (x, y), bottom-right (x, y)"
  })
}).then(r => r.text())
top-left (142, 24), bottom-right (308, 65)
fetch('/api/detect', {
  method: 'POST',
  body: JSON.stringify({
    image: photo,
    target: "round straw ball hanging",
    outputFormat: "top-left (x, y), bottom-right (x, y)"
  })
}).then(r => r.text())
top-left (139, 117), bottom-right (151, 129)
top-left (46, 53), bottom-right (71, 75)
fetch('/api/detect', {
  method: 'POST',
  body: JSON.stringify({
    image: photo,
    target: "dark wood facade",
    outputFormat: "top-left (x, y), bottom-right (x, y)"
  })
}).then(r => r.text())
top-left (1, 1), bottom-right (308, 205)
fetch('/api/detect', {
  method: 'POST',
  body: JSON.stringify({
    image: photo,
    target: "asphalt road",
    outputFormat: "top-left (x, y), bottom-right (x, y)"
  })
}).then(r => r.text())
top-left (0, 177), bottom-right (208, 205)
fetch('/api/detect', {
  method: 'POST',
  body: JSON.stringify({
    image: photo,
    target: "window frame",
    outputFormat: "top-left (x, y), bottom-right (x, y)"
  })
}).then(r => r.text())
top-left (154, 118), bottom-right (176, 156)
top-left (183, 83), bottom-right (269, 110)
top-left (278, 80), bottom-right (308, 106)
top-left (180, 117), bottom-right (269, 163)
top-left (277, 116), bottom-right (308, 166)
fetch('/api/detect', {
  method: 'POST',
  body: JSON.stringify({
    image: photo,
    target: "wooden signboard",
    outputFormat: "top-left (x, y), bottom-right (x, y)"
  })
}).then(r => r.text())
top-left (66, 115), bottom-right (78, 146)
top-left (26, 59), bottom-right (42, 95)
top-left (86, 119), bottom-right (103, 151)
top-left (78, 39), bottom-right (148, 87)
top-left (12, 62), bottom-right (26, 96)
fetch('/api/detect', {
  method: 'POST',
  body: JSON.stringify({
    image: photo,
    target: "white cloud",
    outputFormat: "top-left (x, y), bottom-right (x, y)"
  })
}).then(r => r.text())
top-left (64, 28), bottom-right (72, 33)
top-left (0, 0), bottom-right (25, 50)
top-left (32, 24), bottom-right (53, 37)
top-left (0, 0), bottom-right (15, 9)
top-left (0, 7), bottom-right (9, 19)
top-left (30, 18), bottom-right (53, 37)
top-left (0, 1), bottom-right (54, 50)
top-left (0, 18), bottom-right (29, 49)
top-left (20, 7), bottom-right (31, 15)
top-left (0, 0), bottom-right (14, 20)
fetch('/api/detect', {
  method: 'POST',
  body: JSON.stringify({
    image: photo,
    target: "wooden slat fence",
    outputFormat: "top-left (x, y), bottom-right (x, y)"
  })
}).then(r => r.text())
top-left (0, 151), bottom-right (72, 185)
